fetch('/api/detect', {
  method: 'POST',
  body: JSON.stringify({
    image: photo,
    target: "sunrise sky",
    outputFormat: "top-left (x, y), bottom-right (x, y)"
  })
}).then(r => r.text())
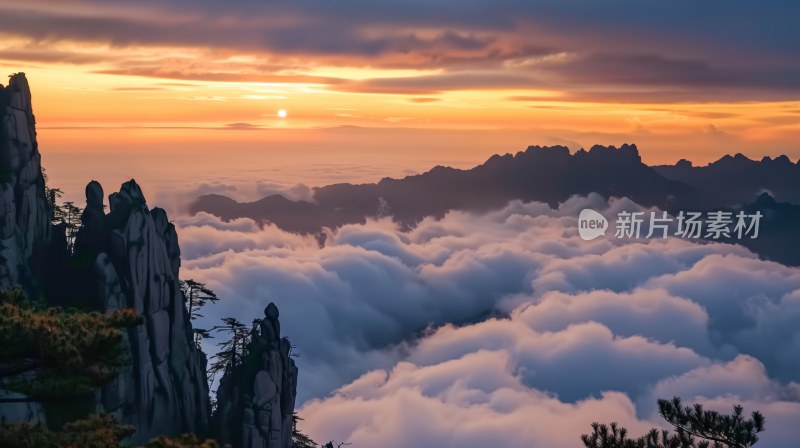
top-left (2, 0), bottom-right (799, 203)
top-left (4, 3), bottom-right (800, 446)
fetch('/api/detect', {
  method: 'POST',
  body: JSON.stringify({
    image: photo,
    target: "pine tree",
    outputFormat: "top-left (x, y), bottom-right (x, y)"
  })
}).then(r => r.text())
top-left (0, 288), bottom-right (142, 403)
top-left (292, 413), bottom-right (319, 448)
top-left (180, 279), bottom-right (219, 321)
top-left (581, 397), bottom-right (765, 448)
top-left (179, 279), bottom-right (220, 348)
top-left (41, 167), bottom-right (61, 222)
top-left (0, 414), bottom-right (221, 448)
top-left (207, 317), bottom-right (249, 384)
top-left (144, 433), bottom-right (222, 447)
top-left (0, 413), bottom-right (134, 448)
top-left (52, 200), bottom-right (82, 253)
top-left (41, 172), bottom-right (82, 253)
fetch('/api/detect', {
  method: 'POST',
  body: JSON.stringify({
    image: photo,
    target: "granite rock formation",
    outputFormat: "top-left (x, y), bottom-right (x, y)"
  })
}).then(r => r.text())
top-left (215, 303), bottom-right (298, 448)
top-left (0, 75), bottom-right (210, 442)
top-left (0, 73), bottom-right (52, 423)
top-left (0, 73), bottom-right (50, 295)
top-left (72, 179), bottom-right (212, 443)
top-left (0, 73), bottom-right (298, 447)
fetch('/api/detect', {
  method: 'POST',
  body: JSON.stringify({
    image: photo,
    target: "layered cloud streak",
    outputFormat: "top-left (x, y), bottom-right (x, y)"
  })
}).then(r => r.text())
top-left (3, 0), bottom-right (800, 100)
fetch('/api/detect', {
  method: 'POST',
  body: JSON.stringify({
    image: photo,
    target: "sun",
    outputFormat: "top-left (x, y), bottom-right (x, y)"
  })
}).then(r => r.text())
top-left (277, 109), bottom-right (287, 118)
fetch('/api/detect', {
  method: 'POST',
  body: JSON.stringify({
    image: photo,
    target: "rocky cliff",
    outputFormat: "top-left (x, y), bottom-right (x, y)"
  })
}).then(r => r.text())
top-left (0, 73), bottom-right (50, 296)
top-left (0, 73), bottom-right (210, 441)
top-left (0, 72), bottom-right (298, 447)
top-left (0, 73), bottom-right (52, 423)
top-left (215, 303), bottom-right (299, 448)
top-left (71, 179), bottom-right (212, 443)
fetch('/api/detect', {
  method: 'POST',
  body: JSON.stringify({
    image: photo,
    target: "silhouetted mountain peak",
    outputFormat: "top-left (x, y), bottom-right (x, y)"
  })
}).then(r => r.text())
top-left (585, 143), bottom-right (641, 163)
top-left (655, 151), bottom-right (800, 205)
top-left (711, 152), bottom-right (756, 168)
top-left (254, 193), bottom-right (309, 206)
top-left (485, 153), bottom-right (514, 165)
top-left (197, 193), bottom-right (237, 202)
top-left (754, 191), bottom-right (778, 207)
top-left (757, 155), bottom-right (794, 166)
top-left (193, 142), bottom-right (699, 234)
top-left (429, 164), bottom-right (460, 173)
top-left (772, 154), bottom-right (792, 165)
top-left (515, 145), bottom-right (571, 165)
top-left (522, 144), bottom-right (571, 156)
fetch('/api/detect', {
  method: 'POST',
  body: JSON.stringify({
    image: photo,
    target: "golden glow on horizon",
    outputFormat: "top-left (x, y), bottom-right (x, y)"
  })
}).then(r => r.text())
top-left (3, 38), bottom-right (799, 166)
top-left (301, 66), bottom-right (444, 81)
top-left (21, 66), bottom-right (796, 132)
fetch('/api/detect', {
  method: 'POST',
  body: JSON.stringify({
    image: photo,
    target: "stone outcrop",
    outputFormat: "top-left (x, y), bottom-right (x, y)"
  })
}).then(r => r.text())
top-left (0, 72), bottom-right (298, 447)
top-left (215, 303), bottom-right (298, 448)
top-left (0, 73), bottom-right (50, 295)
top-left (0, 73), bottom-right (211, 442)
top-left (0, 73), bottom-right (52, 424)
top-left (72, 179), bottom-right (211, 443)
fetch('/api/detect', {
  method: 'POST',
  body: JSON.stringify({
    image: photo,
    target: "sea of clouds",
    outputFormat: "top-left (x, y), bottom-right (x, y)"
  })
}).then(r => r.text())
top-left (173, 194), bottom-right (800, 447)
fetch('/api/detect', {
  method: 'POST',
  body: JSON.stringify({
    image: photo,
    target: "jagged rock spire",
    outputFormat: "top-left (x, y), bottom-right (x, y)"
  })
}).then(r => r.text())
top-left (216, 302), bottom-right (299, 448)
top-left (73, 179), bottom-right (211, 442)
top-left (0, 73), bottom-right (50, 294)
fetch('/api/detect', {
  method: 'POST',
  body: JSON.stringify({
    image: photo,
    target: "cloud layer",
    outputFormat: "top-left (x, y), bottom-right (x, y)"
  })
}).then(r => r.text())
top-left (174, 194), bottom-right (800, 447)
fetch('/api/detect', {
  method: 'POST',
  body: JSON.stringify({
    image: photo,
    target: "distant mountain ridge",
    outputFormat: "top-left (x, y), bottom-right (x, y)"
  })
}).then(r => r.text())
top-left (715, 193), bottom-right (800, 266)
top-left (192, 144), bottom-right (800, 232)
top-left (654, 153), bottom-right (800, 206)
top-left (191, 144), bottom-right (701, 232)
top-left (191, 144), bottom-right (800, 266)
